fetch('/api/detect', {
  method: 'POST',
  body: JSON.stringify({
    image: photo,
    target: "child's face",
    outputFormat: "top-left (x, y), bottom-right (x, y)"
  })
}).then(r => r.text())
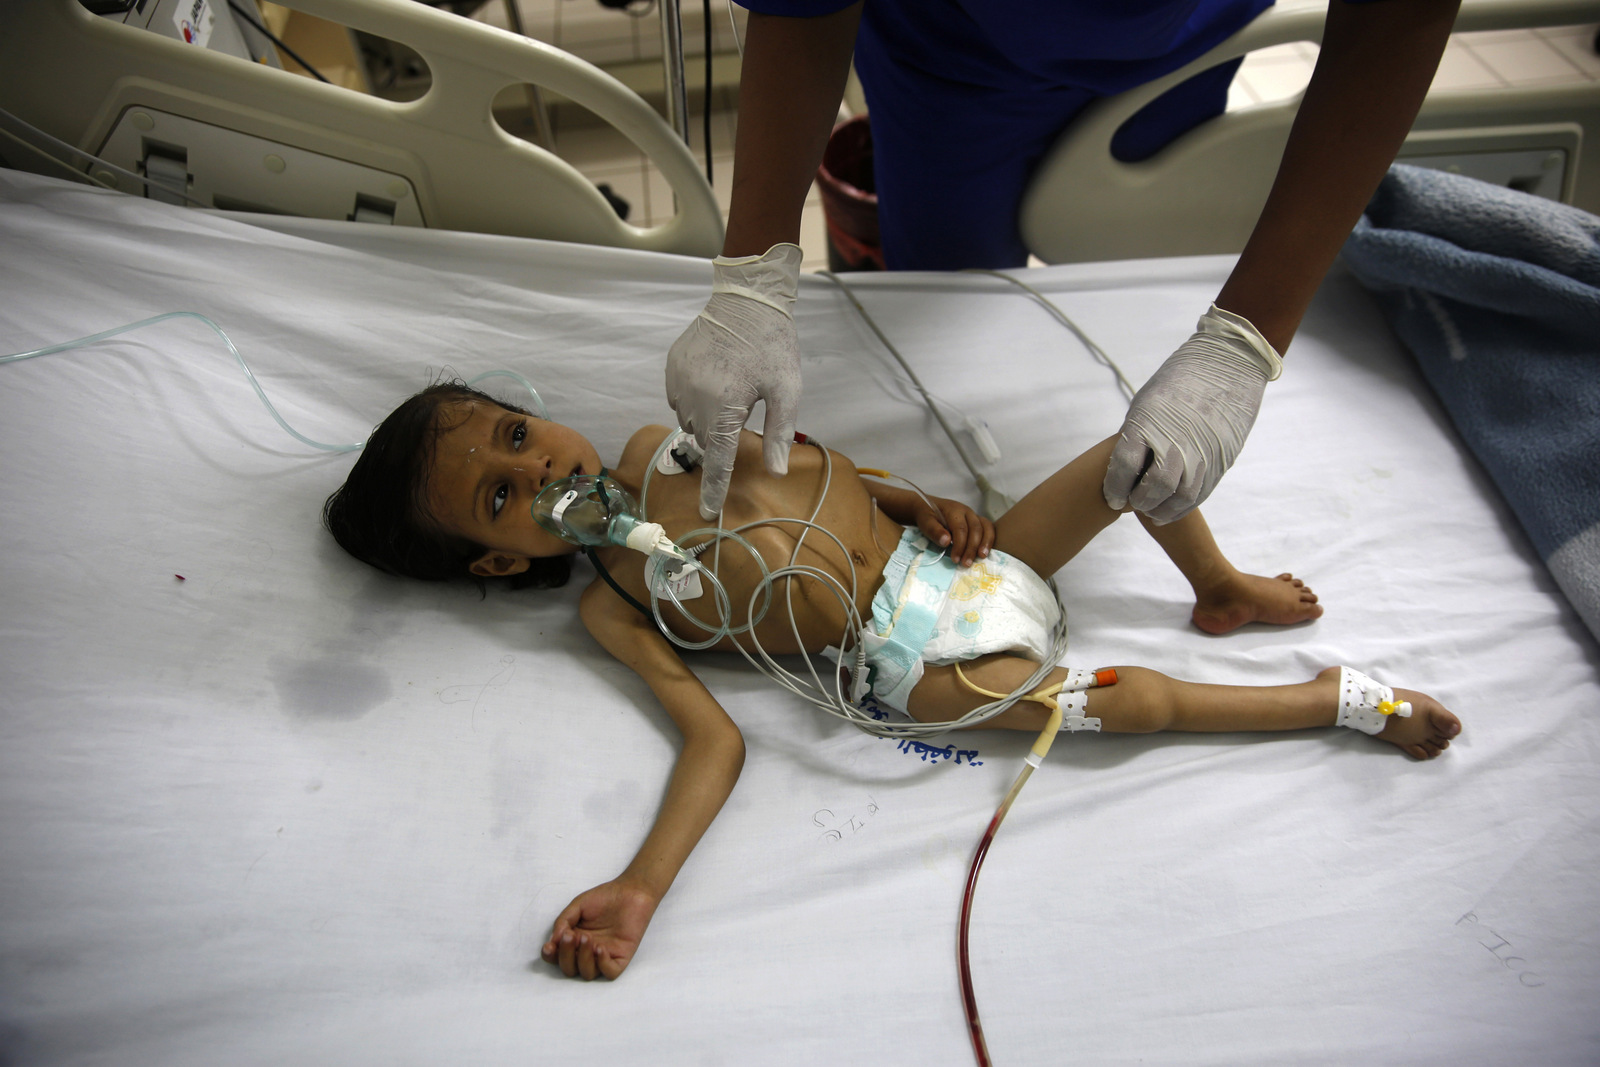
top-left (423, 399), bottom-right (603, 577)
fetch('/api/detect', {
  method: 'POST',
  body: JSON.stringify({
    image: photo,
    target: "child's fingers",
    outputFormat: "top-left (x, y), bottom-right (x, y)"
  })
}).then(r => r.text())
top-left (542, 918), bottom-right (571, 962)
top-left (957, 515), bottom-right (995, 566)
top-left (945, 509), bottom-right (977, 565)
top-left (598, 947), bottom-right (626, 980)
top-left (917, 512), bottom-right (952, 550)
top-left (542, 900), bottom-right (583, 962)
top-left (947, 508), bottom-right (985, 566)
top-left (556, 931), bottom-right (578, 976)
top-left (576, 933), bottom-right (599, 980)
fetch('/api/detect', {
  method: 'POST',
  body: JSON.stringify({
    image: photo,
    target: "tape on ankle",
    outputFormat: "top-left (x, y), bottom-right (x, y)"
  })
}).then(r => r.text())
top-left (1335, 666), bottom-right (1410, 735)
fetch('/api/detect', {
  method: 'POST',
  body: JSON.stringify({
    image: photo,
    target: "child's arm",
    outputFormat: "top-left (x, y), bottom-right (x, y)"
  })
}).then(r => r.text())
top-left (861, 478), bottom-right (995, 567)
top-left (540, 582), bottom-right (746, 981)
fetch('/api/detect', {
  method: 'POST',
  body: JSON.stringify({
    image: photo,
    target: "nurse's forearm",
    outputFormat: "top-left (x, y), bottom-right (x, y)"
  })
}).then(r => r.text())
top-left (1215, 0), bottom-right (1459, 354)
top-left (722, 3), bottom-right (864, 257)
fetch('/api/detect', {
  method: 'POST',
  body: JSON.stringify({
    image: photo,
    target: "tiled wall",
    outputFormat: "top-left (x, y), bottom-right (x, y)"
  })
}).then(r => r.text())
top-left (1231, 24), bottom-right (1600, 107)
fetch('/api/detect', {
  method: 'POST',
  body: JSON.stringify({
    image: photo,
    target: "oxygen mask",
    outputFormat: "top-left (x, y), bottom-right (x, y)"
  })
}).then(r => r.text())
top-left (532, 473), bottom-right (684, 559)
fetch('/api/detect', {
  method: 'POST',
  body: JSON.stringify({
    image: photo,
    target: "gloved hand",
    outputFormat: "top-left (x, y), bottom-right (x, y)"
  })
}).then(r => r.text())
top-left (1103, 303), bottom-right (1283, 525)
top-left (666, 243), bottom-right (804, 520)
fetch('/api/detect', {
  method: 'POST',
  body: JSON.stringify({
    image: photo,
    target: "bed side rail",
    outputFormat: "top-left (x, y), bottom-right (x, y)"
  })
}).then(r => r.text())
top-left (0, 0), bottom-right (723, 256)
top-left (1021, 0), bottom-right (1600, 264)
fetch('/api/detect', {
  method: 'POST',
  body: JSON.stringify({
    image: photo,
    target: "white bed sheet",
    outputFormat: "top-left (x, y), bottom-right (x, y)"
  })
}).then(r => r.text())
top-left (1, 168), bottom-right (1597, 1066)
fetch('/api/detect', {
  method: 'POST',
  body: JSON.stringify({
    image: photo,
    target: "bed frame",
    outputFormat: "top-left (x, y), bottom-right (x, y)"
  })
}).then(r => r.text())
top-left (1021, 0), bottom-right (1600, 264)
top-left (0, 0), bottom-right (724, 255)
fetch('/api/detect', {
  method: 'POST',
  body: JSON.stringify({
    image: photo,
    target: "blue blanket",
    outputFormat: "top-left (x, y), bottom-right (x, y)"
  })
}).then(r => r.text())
top-left (1340, 164), bottom-right (1600, 642)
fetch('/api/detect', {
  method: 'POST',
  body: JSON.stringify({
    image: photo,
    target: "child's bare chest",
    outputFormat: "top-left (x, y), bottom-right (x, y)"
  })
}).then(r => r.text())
top-left (609, 431), bottom-right (902, 653)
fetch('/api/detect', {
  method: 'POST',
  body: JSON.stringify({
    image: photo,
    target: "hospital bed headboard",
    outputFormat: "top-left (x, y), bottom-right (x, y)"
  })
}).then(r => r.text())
top-left (1020, 0), bottom-right (1600, 265)
top-left (0, 0), bottom-right (723, 256)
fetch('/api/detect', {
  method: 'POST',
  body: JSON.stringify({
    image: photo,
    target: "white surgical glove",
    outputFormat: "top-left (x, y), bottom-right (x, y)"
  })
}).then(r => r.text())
top-left (1103, 303), bottom-right (1283, 525)
top-left (666, 242), bottom-right (804, 520)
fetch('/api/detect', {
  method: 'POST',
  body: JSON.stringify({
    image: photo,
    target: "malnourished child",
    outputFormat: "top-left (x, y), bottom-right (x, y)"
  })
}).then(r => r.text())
top-left (324, 382), bottom-right (1461, 981)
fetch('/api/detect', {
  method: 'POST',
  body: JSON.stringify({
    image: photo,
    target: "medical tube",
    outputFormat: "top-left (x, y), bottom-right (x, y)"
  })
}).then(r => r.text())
top-left (1, 312), bottom-right (551, 456)
top-left (0, 311), bottom-right (364, 453)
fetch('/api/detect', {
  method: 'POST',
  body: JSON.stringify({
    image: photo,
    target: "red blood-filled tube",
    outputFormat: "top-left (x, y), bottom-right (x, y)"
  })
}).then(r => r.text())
top-left (957, 667), bottom-right (1117, 1066)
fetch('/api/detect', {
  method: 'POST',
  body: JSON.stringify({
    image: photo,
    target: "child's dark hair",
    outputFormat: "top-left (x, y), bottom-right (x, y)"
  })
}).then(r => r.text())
top-left (323, 381), bottom-right (572, 590)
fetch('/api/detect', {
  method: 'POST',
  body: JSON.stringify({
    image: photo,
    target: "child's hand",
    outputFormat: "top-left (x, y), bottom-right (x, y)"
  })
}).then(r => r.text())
top-left (916, 496), bottom-right (995, 568)
top-left (541, 877), bottom-right (659, 980)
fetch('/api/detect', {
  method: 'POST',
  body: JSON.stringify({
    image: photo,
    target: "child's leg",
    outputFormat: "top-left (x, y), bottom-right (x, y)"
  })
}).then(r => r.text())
top-left (905, 655), bottom-right (1461, 760)
top-left (994, 436), bottom-right (1320, 633)
top-left (990, 436), bottom-right (1124, 577)
top-left (1136, 509), bottom-right (1322, 634)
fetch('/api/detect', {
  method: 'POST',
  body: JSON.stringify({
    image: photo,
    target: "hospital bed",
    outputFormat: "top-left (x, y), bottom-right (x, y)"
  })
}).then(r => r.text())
top-left (2, 162), bottom-right (1598, 1064)
top-left (2, 2), bottom-right (1599, 1065)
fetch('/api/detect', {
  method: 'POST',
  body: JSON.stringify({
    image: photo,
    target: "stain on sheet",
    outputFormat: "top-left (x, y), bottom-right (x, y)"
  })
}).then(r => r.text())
top-left (269, 656), bottom-right (392, 721)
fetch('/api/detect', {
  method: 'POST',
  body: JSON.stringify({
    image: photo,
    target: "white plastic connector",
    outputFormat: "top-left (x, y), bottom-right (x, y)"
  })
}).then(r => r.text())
top-left (966, 416), bottom-right (1002, 465)
top-left (625, 521), bottom-right (672, 555)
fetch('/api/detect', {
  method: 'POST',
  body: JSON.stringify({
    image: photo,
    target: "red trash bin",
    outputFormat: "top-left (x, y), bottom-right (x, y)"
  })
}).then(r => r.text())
top-left (816, 114), bottom-right (883, 272)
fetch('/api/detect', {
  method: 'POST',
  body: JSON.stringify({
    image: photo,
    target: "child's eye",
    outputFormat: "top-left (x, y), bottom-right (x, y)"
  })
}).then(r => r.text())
top-left (491, 485), bottom-right (508, 517)
top-left (511, 423), bottom-right (527, 450)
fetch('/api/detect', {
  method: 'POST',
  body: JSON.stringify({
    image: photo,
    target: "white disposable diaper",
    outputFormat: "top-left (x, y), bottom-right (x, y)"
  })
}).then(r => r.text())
top-left (862, 529), bottom-right (1061, 713)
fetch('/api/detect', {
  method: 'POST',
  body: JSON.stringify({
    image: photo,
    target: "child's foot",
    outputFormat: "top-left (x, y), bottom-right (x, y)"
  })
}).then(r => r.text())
top-left (1315, 667), bottom-right (1462, 759)
top-left (1191, 572), bottom-right (1323, 635)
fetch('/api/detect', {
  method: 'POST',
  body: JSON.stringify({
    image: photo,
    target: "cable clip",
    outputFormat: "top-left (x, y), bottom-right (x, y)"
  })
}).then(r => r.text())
top-left (965, 417), bottom-right (1002, 465)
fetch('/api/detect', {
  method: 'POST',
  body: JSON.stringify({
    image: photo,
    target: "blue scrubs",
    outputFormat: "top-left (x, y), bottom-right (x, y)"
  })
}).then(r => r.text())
top-left (742, 0), bottom-right (1277, 269)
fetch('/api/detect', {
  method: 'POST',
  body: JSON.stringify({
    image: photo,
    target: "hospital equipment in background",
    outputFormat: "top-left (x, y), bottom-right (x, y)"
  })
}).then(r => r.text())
top-left (3, 0), bottom-right (1598, 263)
top-left (87, 0), bottom-right (286, 67)
top-left (0, 0), bottom-right (722, 254)
top-left (1022, 0), bottom-right (1600, 264)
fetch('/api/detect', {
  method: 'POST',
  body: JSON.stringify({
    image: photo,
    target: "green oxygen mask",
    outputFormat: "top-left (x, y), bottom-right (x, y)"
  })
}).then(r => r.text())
top-left (531, 473), bottom-right (684, 559)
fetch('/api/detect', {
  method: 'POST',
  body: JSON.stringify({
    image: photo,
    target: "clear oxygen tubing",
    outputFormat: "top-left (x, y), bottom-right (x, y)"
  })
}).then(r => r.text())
top-left (0, 311), bottom-right (548, 455)
top-left (0, 311), bottom-right (364, 453)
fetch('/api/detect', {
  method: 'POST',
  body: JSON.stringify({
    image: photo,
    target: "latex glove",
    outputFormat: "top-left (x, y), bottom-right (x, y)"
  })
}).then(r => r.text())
top-left (666, 243), bottom-right (804, 520)
top-left (1103, 304), bottom-right (1283, 524)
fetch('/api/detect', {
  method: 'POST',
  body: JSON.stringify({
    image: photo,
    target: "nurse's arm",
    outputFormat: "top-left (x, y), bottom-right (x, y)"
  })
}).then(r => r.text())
top-left (721, 2), bottom-right (864, 257)
top-left (1214, 0), bottom-right (1459, 354)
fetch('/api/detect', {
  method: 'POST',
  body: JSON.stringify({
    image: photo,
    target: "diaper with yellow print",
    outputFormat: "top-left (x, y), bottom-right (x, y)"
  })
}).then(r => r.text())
top-left (862, 529), bottom-right (1062, 713)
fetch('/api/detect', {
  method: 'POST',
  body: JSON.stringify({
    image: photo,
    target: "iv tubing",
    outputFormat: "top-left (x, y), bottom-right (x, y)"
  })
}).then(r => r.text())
top-left (0, 311), bottom-right (364, 453)
top-left (951, 665), bottom-right (1114, 1067)
top-left (958, 750), bottom-right (1046, 1067)
top-left (1, 315), bottom-right (550, 456)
